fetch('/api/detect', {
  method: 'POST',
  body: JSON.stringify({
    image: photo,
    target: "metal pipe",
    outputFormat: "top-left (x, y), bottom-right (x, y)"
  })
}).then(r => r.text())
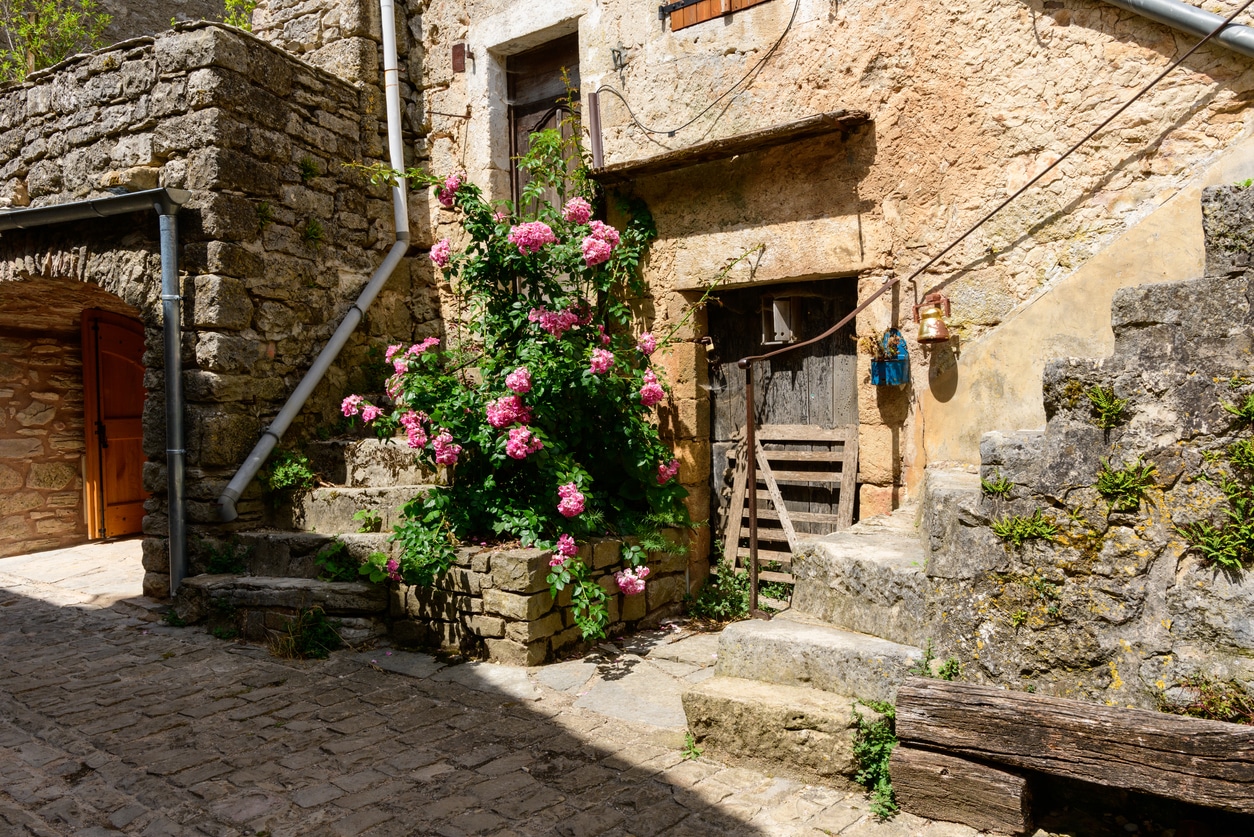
top-left (0, 188), bottom-right (188, 230)
top-left (217, 0), bottom-right (412, 522)
top-left (157, 205), bottom-right (187, 595)
top-left (1102, 0), bottom-right (1254, 59)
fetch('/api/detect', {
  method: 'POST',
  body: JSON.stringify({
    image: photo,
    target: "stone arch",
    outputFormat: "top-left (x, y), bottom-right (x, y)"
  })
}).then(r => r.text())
top-left (0, 228), bottom-right (163, 560)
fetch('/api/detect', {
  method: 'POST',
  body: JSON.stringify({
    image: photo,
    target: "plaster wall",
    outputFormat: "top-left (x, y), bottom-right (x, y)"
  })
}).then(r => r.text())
top-left (413, 0), bottom-right (1254, 520)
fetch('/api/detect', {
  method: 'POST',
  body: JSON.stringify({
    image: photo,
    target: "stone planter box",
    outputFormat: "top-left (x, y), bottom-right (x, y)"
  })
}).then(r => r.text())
top-left (389, 536), bottom-right (690, 665)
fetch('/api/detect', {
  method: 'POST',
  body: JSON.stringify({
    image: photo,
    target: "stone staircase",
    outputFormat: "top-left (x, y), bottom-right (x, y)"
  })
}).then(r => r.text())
top-left (174, 437), bottom-right (437, 645)
top-left (682, 183), bottom-right (1254, 791)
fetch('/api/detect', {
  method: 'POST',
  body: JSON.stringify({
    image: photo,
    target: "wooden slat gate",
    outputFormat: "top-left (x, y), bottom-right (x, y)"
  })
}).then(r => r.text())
top-left (722, 424), bottom-right (858, 588)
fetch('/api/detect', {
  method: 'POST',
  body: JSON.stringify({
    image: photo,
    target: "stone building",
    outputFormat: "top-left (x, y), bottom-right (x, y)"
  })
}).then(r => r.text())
top-left (1, 0), bottom-right (1253, 696)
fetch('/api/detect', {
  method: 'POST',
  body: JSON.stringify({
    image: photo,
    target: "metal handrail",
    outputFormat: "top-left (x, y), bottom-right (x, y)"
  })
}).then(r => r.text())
top-left (734, 0), bottom-right (1254, 617)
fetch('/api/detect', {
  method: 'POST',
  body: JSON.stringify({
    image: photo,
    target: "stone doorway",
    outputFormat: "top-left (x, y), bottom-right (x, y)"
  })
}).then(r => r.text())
top-left (0, 276), bottom-right (149, 558)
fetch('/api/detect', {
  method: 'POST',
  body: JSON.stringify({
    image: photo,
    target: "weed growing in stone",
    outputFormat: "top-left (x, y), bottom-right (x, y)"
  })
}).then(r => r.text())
top-left (1177, 479), bottom-right (1254, 570)
top-left (271, 607), bottom-right (341, 659)
top-left (314, 540), bottom-right (360, 582)
top-left (263, 449), bottom-right (315, 497)
top-left (980, 471), bottom-right (1013, 500)
top-left (162, 609), bottom-right (186, 627)
top-left (353, 509), bottom-right (383, 533)
top-left (684, 564), bottom-right (750, 623)
top-left (298, 155), bottom-right (320, 182)
top-left (1229, 439), bottom-right (1254, 472)
top-left (1223, 393), bottom-right (1254, 425)
top-left (1095, 457), bottom-right (1156, 513)
top-left (199, 538), bottom-right (250, 575)
top-left (255, 200), bottom-right (273, 231)
top-left (909, 640), bottom-right (961, 680)
top-left (682, 732), bottom-right (702, 760)
top-left (1086, 385), bottom-right (1129, 430)
top-left (210, 626), bottom-right (238, 641)
top-left (301, 218), bottom-right (323, 248)
top-left (1158, 675), bottom-right (1254, 725)
top-left (991, 510), bottom-right (1057, 547)
top-left (852, 700), bottom-right (898, 820)
top-left (1011, 609), bottom-right (1029, 627)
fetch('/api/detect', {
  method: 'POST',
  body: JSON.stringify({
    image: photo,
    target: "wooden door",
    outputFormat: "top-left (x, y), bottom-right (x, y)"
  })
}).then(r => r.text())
top-left (82, 310), bottom-right (147, 539)
top-left (708, 278), bottom-right (858, 539)
top-left (507, 32), bottom-right (580, 211)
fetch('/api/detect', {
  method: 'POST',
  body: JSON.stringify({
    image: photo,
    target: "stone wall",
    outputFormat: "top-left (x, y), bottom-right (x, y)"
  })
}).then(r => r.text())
top-left (919, 185), bottom-right (1254, 709)
top-left (412, 0), bottom-right (1254, 519)
top-left (0, 330), bottom-right (86, 556)
top-left (391, 539), bottom-right (689, 665)
top-left (0, 23), bottom-right (435, 591)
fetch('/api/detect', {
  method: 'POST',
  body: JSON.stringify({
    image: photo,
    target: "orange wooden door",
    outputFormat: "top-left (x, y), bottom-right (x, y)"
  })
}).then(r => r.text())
top-left (82, 310), bottom-right (148, 539)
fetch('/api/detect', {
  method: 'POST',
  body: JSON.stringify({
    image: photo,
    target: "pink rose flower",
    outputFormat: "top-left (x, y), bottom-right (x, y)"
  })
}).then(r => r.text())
top-left (637, 332), bottom-right (657, 356)
top-left (486, 395), bottom-right (531, 428)
top-left (432, 429), bottom-right (462, 465)
top-left (557, 482), bottom-right (585, 518)
top-left (505, 426), bottom-right (543, 460)
top-left (562, 197), bottom-right (592, 225)
top-left (556, 534), bottom-right (577, 558)
top-left (437, 172), bottom-right (463, 208)
top-left (657, 458), bottom-right (680, 484)
top-left (385, 557), bottom-right (402, 583)
top-left (505, 366), bottom-right (532, 394)
top-left (507, 221), bottom-right (558, 255)
top-left (431, 238), bottom-right (452, 267)
top-left (581, 235), bottom-right (613, 267)
top-left (597, 325), bottom-right (611, 346)
top-left (341, 394), bottom-right (364, 417)
top-left (615, 566), bottom-right (650, 595)
top-left (588, 220), bottom-right (621, 247)
top-left (640, 370), bottom-right (665, 407)
top-left (589, 348), bottom-right (614, 375)
top-left (384, 344), bottom-right (403, 361)
top-left (528, 305), bottom-right (586, 340)
top-left (361, 404), bottom-right (383, 423)
top-left (399, 410), bottom-right (428, 449)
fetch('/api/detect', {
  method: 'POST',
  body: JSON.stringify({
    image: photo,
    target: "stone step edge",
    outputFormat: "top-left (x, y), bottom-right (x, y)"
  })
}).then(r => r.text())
top-left (175, 574), bottom-right (389, 623)
top-left (681, 674), bottom-right (868, 785)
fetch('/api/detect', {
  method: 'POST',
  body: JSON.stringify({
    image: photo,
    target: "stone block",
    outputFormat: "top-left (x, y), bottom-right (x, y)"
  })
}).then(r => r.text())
top-left (505, 611), bottom-right (563, 643)
top-left (488, 548), bottom-right (550, 594)
top-left (307, 38), bottom-right (378, 84)
top-left (483, 638), bottom-right (547, 666)
top-left (26, 461), bottom-right (76, 490)
top-left (621, 591), bottom-right (646, 622)
top-left (550, 625), bottom-right (583, 654)
top-left (194, 331), bottom-right (257, 373)
top-left (99, 167), bottom-right (160, 191)
top-left (188, 147), bottom-right (280, 195)
top-left (592, 539), bottom-right (620, 570)
top-left (674, 438), bottom-right (711, 486)
top-left (142, 571), bottom-right (168, 600)
top-left (142, 538), bottom-right (169, 573)
top-left (857, 423), bottom-right (902, 485)
top-left (482, 588), bottom-right (552, 622)
top-left (464, 614), bottom-right (505, 638)
top-left (193, 275), bottom-right (254, 330)
top-left (652, 342), bottom-right (709, 399)
top-left (187, 407), bottom-right (258, 468)
top-left (155, 27), bottom-right (252, 74)
top-left (185, 191), bottom-right (264, 243)
top-left (657, 397), bottom-right (709, 441)
top-left (857, 484), bottom-right (900, 519)
top-left (646, 574), bottom-right (686, 612)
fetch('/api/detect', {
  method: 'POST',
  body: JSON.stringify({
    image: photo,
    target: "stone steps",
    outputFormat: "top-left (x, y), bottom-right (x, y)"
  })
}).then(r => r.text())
top-left (715, 611), bottom-right (924, 704)
top-left (174, 574), bottom-right (389, 644)
top-left (306, 437), bottom-right (436, 488)
top-left (790, 507), bottom-right (931, 647)
top-left (681, 675), bottom-right (865, 785)
top-left (193, 530), bottom-right (397, 579)
top-left (267, 484), bottom-right (433, 534)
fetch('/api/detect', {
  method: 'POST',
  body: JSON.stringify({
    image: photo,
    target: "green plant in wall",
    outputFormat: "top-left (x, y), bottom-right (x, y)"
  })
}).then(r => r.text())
top-left (314, 540), bottom-right (361, 582)
top-left (852, 700), bottom-right (898, 820)
top-left (271, 606), bottom-right (341, 659)
top-left (256, 200), bottom-right (273, 231)
top-left (199, 538), bottom-right (250, 575)
top-left (1086, 385), bottom-right (1129, 430)
top-left (0, 0), bottom-right (111, 82)
top-left (353, 508), bottom-right (383, 533)
top-left (991, 509), bottom-right (1057, 547)
top-left (909, 640), bottom-right (962, 681)
top-left (298, 155), bottom-right (320, 183)
top-left (1095, 457), bottom-right (1156, 513)
top-left (262, 449), bottom-right (315, 501)
top-left (1229, 438), bottom-right (1254, 473)
top-left (685, 562), bottom-right (750, 623)
top-left (1222, 392), bottom-right (1254, 425)
top-left (302, 218), bottom-right (324, 248)
top-left (1158, 675), bottom-right (1254, 725)
top-left (223, 0), bottom-right (256, 31)
top-left (980, 471), bottom-right (1013, 500)
top-left (1178, 474), bottom-right (1254, 570)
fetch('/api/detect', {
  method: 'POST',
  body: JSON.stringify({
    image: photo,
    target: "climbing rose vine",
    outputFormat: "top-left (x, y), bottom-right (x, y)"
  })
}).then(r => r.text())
top-left (345, 130), bottom-right (688, 639)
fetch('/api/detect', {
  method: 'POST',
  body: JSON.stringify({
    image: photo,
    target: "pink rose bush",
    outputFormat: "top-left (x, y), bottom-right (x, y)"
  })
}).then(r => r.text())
top-left (340, 132), bottom-right (689, 638)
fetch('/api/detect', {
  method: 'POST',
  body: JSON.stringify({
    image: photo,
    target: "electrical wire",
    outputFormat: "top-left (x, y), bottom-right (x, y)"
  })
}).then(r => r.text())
top-left (595, 0), bottom-right (801, 138)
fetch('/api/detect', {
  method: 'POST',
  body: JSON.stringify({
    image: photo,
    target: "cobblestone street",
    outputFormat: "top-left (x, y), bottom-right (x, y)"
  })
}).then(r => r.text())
top-left (0, 544), bottom-right (982, 837)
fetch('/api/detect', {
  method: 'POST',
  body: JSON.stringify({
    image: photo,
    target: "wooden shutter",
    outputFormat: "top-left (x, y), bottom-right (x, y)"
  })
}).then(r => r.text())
top-left (670, 0), bottom-right (775, 32)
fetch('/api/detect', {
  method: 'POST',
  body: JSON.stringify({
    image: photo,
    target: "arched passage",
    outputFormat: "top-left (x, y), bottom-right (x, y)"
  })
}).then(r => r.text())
top-left (0, 276), bottom-right (149, 558)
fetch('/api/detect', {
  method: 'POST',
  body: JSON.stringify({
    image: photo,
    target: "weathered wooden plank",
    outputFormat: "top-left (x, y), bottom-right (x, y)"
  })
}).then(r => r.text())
top-left (891, 746), bottom-right (1033, 836)
top-left (755, 439), bottom-right (799, 553)
top-left (895, 677), bottom-right (1254, 814)
top-left (761, 469), bottom-right (845, 484)
top-left (836, 433), bottom-right (858, 528)
top-left (733, 547), bottom-right (793, 563)
top-left (722, 441), bottom-right (748, 571)
top-left (758, 424), bottom-right (856, 442)
top-left (756, 569), bottom-right (794, 584)
top-left (746, 508), bottom-right (842, 526)
top-left (759, 449), bottom-right (850, 462)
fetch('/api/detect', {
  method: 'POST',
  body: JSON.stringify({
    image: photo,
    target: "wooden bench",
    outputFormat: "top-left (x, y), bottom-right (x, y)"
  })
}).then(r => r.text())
top-left (891, 677), bottom-right (1254, 834)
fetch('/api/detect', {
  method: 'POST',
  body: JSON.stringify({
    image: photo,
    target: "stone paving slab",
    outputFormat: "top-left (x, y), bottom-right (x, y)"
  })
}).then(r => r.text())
top-left (0, 546), bottom-right (991, 837)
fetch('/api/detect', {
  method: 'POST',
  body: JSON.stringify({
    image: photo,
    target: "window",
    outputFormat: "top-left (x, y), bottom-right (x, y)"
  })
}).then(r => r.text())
top-left (665, 0), bottom-right (777, 32)
top-left (506, 33), bottom-right (580, 208)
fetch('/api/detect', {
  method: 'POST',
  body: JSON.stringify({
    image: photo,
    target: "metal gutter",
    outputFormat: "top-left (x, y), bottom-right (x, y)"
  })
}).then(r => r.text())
top-left (0, 187), bottom-right (191, 596)
top-left (216, 0), bottom-right (412, 522)
top-left (1102, 0), bottom-right (1254, 59)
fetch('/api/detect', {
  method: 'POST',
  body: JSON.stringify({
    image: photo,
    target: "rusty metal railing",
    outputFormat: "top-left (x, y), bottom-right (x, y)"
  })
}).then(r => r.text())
top-left (734, 1), bottom-right (1254, 617)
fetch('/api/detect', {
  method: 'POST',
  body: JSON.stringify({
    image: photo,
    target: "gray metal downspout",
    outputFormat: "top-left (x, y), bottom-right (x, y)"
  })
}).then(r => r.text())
top-left (1102, 0), bottom-right (1254, 59)
top-left (217, 0), bottom-right (411, 522)
top-left (0, 187), bottom-right (190, 597)
top-left (156, 200), bottom-right (188, 596)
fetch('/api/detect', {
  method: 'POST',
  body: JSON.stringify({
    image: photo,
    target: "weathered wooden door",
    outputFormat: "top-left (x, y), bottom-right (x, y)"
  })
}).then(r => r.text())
top-left (708, 278), bottom-right (858, 539)
top-left (507, 33), bottom-right (580, 210)
top-left (82, 309), bottom-right (147, 539)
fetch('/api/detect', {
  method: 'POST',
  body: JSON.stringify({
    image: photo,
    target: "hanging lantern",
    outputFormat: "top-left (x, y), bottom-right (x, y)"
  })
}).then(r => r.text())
top-left (913, 293), bottom-right (952, 344)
